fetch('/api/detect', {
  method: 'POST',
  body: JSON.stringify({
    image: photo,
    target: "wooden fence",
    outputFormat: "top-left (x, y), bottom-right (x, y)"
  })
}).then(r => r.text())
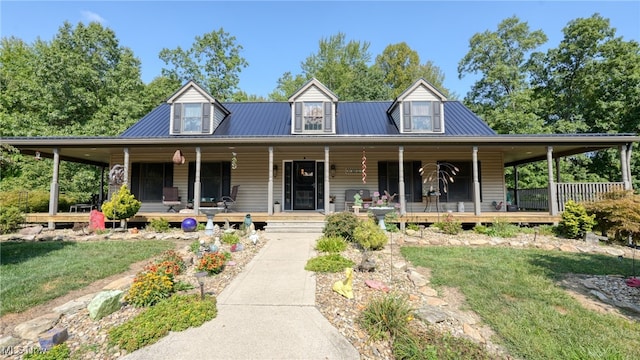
top-left (510, 182), bottom-right (625, 212)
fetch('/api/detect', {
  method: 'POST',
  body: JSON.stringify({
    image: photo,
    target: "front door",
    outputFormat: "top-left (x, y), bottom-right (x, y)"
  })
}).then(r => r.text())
top-left (283, 161), bottom-right (325, 211)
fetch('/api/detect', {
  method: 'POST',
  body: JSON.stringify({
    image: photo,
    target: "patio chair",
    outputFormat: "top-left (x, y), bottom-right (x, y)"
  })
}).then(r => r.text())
top-left (218, 185), bottom-right (239, 213)
top-left (162, 187), bottom-right (181, 212)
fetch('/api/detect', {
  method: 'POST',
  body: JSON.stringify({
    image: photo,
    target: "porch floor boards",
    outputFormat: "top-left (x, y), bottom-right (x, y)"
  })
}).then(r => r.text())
top-left (25, 210), bottom-right (560, 226)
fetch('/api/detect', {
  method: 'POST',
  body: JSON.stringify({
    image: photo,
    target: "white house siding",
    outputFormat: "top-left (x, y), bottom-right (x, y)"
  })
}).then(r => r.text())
top-left (389, 105), bottom-right (401, 131)
top-left (297, 85), bottom-right (332, 101)
top-left (176, 87), bottom-right (208, 103)
top-left (404, 85), bottom-right (440, 101)
top-left (213, 105), bottom-right (225, 128)
top-left (108, 146), bottom-right (506, 214)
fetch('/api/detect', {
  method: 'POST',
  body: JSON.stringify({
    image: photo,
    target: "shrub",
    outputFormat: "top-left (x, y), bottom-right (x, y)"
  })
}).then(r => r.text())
top-left (434, 214), bottom-right (462, 235)
top-left (109, 294), bottom-right (217, 352)
top-left (101, 185), bottom-right (141, 220)
top-left (323, 212), bottom-right (359, 241)
top-left (315, 236), bottom-right (348, 253)
top-left (393, 331), bottom-right (438, 360)
top-left (221, 232), bottom-right (240, 245)
top-left (353, 219), bottom-right (388, 251)
top-left (124, 271), bottom-right (174, 307)
top-left (359, 293), bottom-right (413, 341)
top-left (0, 189), bottom-right (77, 212)
top-left (584, 190), bottom-right (640, 244)
top-left (189, 239), bottom-right (200, 254)
top-left (147, 218), bottom-right (170, 232)
top-left (305, 254), bottom-right (354, 273)
top-left (406, 223), bottom-right (420, 231)
top-left (196, 252), bottom-right (226, 274)
top-left (484, 219), bottom-right (520, 238)
top-left (558, 200), bottom-right (596, 239)
top-left (0, 206), bottom-right (24, 234)
top-left (23, 343), bottom-right (70, 360)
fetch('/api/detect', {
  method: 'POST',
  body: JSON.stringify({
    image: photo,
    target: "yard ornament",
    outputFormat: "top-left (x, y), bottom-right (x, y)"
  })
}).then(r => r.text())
top-left (361, 149), bottom-right (367, 184)
top-left (172, 150), bottom-right (185, 164)
top-left (332, 267), bottom-right (354, 299)
top-left (108, 164), bottom-right (124, 186)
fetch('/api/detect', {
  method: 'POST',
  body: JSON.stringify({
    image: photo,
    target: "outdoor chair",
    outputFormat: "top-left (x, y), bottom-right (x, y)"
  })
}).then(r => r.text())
top-left (162, 187), bottom-right (181, 212)
top-left (218, 185), bottom-right (239, 213)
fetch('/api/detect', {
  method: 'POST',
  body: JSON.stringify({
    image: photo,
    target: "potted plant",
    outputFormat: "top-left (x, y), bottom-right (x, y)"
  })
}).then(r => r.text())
top-left (274, 200), bottom-right (281, 213)
top-left (329, 195), bottom-right (336, 213)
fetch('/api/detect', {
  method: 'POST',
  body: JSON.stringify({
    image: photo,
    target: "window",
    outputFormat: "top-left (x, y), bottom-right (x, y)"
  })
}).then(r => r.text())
top-left (377, 161), bottom-right (423, 202)
top-left (183, 104), bottom-right (202, 133)
top-left (130, 163), bottom-right (174, 201)
top-left (303, 102), bottom-right (323, 131)
top-left (411, 101), bottom-right (432, 131)
top-left (187, 162), bottom-right (231, 202)
top-left (434, 161), bottom-right (481, 202)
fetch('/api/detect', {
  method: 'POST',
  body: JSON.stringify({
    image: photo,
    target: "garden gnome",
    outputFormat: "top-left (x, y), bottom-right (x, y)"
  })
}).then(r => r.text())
top-left (332, 268), bottom-right (354, 299)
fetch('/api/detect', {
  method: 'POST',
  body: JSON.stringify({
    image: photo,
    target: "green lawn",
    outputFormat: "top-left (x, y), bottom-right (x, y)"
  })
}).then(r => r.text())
top-left (0, 240), bottom-right (174, 315)
top-left (401, 246), bottom-right (640, 360)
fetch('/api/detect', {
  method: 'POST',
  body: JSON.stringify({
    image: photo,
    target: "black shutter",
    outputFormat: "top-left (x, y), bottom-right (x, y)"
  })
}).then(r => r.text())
top-left (188, 162), bottom-right (195, 202)
top-left (323, 102), bottom-right (332, 132)
top-left (202, 103), bottom-right (211, 134)
top-left (294, 102), bottom-right (302, 133)
top-left (378, 161), bottom-right (388, 194)
top-left (433, 101), bottom-right (442, 132)
top-left (221, 161), bottom-right (231, 196)
top-left (173, 104), bottom-right (182, 133)
top-left (164, 163), bottom-right (174, 187)
top-left (412, 161), bottom-right (422, 202)
top-left (403, 102), bottom-right (412, 132)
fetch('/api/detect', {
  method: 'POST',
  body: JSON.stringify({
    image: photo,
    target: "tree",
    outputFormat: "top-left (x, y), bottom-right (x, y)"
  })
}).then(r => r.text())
top-left (159, 28), bottom-right (248, 101)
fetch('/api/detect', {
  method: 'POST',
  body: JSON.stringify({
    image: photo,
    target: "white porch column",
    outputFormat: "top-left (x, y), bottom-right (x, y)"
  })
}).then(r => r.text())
top-left (398, 146), bottom-right (406, 215)
top-left (472, 146), bottom-right (481, 215)
top-left (324, 146), bottom-right (330, 214)
top-left (627, 144), bottom-right (634, 190)
top-left (268, 146), bottom-right (274, 215)
top-left (194, 147), bottom-right (202, 213)
top-left (547, 146), bottom-right (558, 215)
top-left (123, 148), bottom-right (129, 187)
top-left (48, 148), bottom-right (60, 230)
top-left (620, 145), bottom-right (631, 190)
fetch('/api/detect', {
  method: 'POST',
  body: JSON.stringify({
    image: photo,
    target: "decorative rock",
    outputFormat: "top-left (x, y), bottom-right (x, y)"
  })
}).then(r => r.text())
top-left (19, 225), bottom-right (44, 236)
top-left (605, 248), bottom-right (625, 257)
top-left (426, 297), bottom-right (448, 306)
top-left (14, 313), bottom-right (61, 341)
top-left (414, 306), bottom-right (448, 324)
top-left (357, 254), bottom-right (376, 272)
top-left (103, 275), bottom-right (134, 291)
top-left (53, 293), bottom-right (95, 315)
top-left (88, 290), bottom-right (123, 321)
top-left (589, 290), bottom-right (609, 302)
top-left (408, 270), bottom-right (428, 287)
top-left (392, 261), bottom-right (408, 272)
top-left (0, 335), bottom-right (21, 348)
top-left (365, 279), bottom-right (389, 292)
top-left (463, 323), bottom-right (484, 343)
top-left (584, 232), bottom-right (608, 244)
top-left (405, 229), bottom-right (417, 236)
top-left (559, 244), bottom-right (578, 252)
top-left (468, 238), bottom-right (490, 246)
top-left (419, 286), bottom-right (438, 297)
top-left (38, 327), bottom-right (68, 351)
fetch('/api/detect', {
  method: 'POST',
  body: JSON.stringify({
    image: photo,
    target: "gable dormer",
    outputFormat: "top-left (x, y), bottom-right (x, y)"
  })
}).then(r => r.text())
top-left (288, 78), bottom-right (338, 134)
top-left (388, 79), bottom-right (447, 134)
top-left (167, 80), bottom-right (229, 135)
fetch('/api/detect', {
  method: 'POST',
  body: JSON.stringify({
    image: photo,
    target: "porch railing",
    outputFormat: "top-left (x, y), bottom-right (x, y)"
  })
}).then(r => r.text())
top-left (511, 182), bottom-right (625, 212)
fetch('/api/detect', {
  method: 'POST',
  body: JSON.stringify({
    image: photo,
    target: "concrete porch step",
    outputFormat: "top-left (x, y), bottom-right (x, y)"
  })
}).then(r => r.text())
top-left (264, 220), bottom-right (326, 233)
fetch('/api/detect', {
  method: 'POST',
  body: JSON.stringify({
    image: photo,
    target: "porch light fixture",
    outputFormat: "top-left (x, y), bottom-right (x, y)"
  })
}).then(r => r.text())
top-left (273, 164), bottom-right (278, 178)
top-left (34, 151), bottom-right (41, 160)
top-left (330, 164), bottom-right (336, 178)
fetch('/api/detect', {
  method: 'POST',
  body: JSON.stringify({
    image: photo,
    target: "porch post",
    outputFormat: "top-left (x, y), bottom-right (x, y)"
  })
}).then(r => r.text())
top-left (48, 148), bottom-right (60, 230)
top-left (324, 146), bottom-right (330, 214)
top-left (627, 144), bottom-right (634, 190)
top-left (123, 148), bottom-right (129, 187)
top-left (547, 146), bottom-right (558, 215)
top-left (398, 146), bottom-right (406, 216)
top-left (620, 145), bottom-right (631, 190)
top-left (268, 146), bottom-right (274, 215)
top-left (472, 146), bottom-right (481, 215)
top-left (513, 165), bottom-right (519, 207)
top-left (555, 157), bottom-right (561, 183)
top-left (194, 147), bottom-right (201, 213)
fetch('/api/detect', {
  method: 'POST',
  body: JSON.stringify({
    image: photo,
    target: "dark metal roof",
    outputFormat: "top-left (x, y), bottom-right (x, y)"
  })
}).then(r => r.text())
top-left (119, 101), bottom-right (496, 138)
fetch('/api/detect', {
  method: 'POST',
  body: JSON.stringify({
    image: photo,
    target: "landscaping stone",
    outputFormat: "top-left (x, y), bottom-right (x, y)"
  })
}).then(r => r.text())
top-left (14, 313), bottom-right (61, 341)
top-left (559, 244), bottom-right (578, 252)
top-left (392, 261), bottom-right (408, 272)
top-left (53, 293), bottom-right (95, 315)
top-left (418, 286), bottom-right (438, 297)
top-left (88, 290), bottom-right (123, 321)
top-left (414, 306), bottom-right (448, 324)
top-left (468, 238), bottom-right (490, 246)
top-left (38, 327), bottom-right (68, 350)
top-left (463, 323), bottom-right (484, 343)
top-left (103, 275), bottom-right (134, 291)
top-left (19, 225), bottom-right (43, 236)
top-left (426, 297), bottom-right (448, 306)
top-left (408, 270), bottom-right (428, 287)
top-left (0, 335), bottom-right (21, 347)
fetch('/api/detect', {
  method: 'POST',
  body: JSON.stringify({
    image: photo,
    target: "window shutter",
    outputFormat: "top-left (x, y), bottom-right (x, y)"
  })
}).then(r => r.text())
top-left (403, 102), bottom-right (412, 132)
top-left (412, 161), bottom-right (422, 201)
top-left (202, 103), bottom-right (211, 134)
top-left (163, 163), bottom-right (174, 187)
top-left (294, 102), bottom-right (302, 133)
top-left (323, 102), bottom-right (332, 132)
top-left (432, 101), bottom-right (442, 132)
top-left (221, 161), bottom-right (231, 196)
top-left (173, 104), bottom-right (182, 134)
top-left (130, 163), bottom-right (140, 199)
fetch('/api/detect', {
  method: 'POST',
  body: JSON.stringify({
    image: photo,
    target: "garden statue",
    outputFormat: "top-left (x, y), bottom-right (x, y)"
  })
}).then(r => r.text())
top-left (332, 267), bottom-right (354, 299)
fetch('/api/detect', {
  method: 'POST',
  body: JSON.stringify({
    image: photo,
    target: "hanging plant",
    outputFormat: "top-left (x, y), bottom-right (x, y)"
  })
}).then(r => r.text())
top-left (361, 149), bottom-right (367, 184)
top-left (231, 152), bottom-right (237, 169)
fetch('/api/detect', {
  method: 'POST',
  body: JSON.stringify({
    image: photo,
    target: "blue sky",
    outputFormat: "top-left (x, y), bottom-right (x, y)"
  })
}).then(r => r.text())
top-left (2, 1), bottom-right (639, 99)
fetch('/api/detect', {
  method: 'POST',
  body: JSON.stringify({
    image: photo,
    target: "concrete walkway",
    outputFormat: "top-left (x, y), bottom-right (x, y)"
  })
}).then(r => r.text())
top-left (122, 232), bottom-right (360, 360)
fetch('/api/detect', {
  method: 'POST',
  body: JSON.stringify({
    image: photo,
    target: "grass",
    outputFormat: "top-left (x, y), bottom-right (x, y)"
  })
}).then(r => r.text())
top-left (401, 246), bottom-right (640, 360)
top-left (0, 240), bottom-right (174, 315)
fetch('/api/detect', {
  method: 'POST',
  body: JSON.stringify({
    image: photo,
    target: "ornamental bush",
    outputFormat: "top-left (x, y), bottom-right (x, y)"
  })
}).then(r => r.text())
top-left (558, 200), bottom-right (595, 239)
top-left (359, 293), bottom-right (413, 341)
top-left (434, 214), bottom-right (462, 235)
top-left (315, 236), bottom-right (348, 253)
top-left (196, 252), bottom-right (226, 274)
top-left (101, 185), bottom-right (141, 220)
top-left (353, 219), bottom-right (388, 251)
top-left (147, 218), bottom-right (170, 232)
top-left (304, 254), bottom-right (355, 273)
top-left (124, 271), bottom-right (174, 307)
top-left (221, 232), bottom-right (240, 245)
top-left (0, 206), bottom-right (24, 234)
top-left (584, 190), bottom-right (640, 243)
top-left (323, 212), bottom-right (359, 241)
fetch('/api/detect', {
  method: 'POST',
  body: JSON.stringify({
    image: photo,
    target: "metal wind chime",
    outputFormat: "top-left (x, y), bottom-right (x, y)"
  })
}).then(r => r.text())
top-left (418, 162), bottom-right (459, 221)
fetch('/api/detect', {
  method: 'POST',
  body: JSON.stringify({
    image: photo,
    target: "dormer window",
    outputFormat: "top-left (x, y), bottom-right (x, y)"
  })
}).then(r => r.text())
top-left (411, 101), bottom-right (432, 131)
top-left (304, 102), bottom-right (323, 131)
top-left (183, 104), bottom-right (204, 133)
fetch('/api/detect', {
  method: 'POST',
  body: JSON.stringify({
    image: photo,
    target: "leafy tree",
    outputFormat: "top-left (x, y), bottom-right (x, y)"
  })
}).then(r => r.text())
top-left (159, 28), bottom-right (248, 101)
